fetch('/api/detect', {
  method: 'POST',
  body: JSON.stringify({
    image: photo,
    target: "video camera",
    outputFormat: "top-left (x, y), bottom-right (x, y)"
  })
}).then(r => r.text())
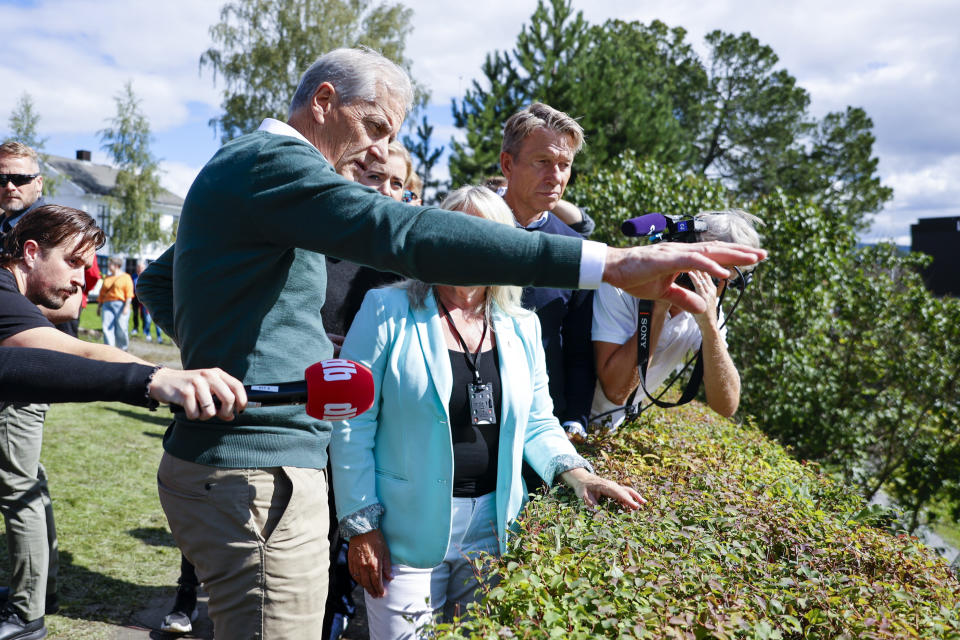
top-left (620, 212), bottom-right (751, 291)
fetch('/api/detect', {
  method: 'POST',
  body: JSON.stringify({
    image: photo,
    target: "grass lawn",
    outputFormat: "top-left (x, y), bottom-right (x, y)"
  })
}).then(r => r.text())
top-left (0, 401), bottom-right (180, 639)
top-left (0, 313), bottom-right (181, 638)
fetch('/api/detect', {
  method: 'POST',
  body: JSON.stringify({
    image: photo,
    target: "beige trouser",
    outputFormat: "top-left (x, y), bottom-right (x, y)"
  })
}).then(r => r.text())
top-left (157, 452), bottom-right (330, 639)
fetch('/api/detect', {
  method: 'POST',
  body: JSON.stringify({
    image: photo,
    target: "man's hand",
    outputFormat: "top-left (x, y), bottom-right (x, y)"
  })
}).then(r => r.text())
top-left (560, 467), bottom-right (646, 510)
top-left (148, 367), bottom-right (248, 421)
top-left (603, 242), bottom-right (766, 314)
top-left (348, 529), bottom-right (393, 598)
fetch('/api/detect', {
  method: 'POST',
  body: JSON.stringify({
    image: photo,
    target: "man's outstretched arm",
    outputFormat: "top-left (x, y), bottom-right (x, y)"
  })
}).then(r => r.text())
top-left (602, 242), bottom-right (766, 313)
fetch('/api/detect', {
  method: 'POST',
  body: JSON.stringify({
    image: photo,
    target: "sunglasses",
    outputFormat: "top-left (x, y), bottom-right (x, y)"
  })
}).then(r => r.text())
top-left (0, 173), bottom-right (40, 187)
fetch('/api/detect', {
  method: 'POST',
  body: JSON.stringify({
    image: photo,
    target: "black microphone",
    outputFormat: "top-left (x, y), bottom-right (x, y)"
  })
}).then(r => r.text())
top-left (621, 213), bottom-right (668, 237)
top-left (245, 380), bottom-right (309, 407)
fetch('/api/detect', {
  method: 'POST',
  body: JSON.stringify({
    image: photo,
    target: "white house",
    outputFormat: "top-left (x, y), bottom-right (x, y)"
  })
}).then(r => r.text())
top-left (41, 150), bottom-right (183, 265)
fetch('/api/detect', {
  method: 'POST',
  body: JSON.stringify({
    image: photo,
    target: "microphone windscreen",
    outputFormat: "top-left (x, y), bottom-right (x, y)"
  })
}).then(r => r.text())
top-left (304, 359), bottom-right (375, 420)
top-left (621, 213), bottom-right (668, 237)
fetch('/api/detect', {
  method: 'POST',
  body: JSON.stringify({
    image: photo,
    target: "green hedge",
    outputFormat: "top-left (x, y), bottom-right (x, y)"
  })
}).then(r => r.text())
top-left (568, 151), bottom-right (960, 535)
top-left (435, 404), bottom-right (960, 639)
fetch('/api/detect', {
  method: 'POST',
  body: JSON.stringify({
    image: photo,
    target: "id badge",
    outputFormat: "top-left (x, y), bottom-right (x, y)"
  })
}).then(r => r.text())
top-left (468, 382), bottom-right (496, 425)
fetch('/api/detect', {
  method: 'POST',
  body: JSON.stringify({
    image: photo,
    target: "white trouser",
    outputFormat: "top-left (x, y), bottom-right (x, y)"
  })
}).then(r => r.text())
top-left (365, 492), bottom-right (499, 640)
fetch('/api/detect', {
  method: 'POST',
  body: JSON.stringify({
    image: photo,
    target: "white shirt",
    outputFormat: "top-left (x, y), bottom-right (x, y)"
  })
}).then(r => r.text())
top-left (590, 282), bottom-right (727, 427)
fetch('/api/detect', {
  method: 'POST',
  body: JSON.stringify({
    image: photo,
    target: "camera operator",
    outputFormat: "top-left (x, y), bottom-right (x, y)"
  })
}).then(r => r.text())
top-left (591, 210), bottom-right (762, 431)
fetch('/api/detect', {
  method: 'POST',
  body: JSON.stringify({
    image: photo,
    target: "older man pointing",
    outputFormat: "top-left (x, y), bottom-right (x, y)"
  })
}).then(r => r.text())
top-left (138, 47), bottom-right (764, 638)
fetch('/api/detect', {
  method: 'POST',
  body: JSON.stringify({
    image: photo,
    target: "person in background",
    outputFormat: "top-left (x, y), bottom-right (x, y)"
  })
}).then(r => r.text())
top-left (330, 186), bottom-right (643, 639)
top-left (131, 261), bottom-right (162, 343)
top-left (483, 174), bottom-right (594, 238)
top-left (98, 257), bottom-right (134, 351)
top-left (403, 171), bottom-right (423, 206)
top-left (321, 140), bottom-right (414, 640)
top-left (591, 210), bottom-right (763, 430)
top-left (497, 103), bottom-right (596, 461)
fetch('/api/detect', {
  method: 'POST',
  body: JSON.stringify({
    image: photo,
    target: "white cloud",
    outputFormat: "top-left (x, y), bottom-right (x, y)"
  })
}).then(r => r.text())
top-left (2, 0), bottom-right (957, 243)
top-left (0, 0), bottom-right (221, 134)
top-left (159, 160), bottom-right (203, 200)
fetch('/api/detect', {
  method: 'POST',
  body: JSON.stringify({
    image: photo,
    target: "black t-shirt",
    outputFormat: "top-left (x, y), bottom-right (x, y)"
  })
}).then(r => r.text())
top-left (0, 347), bottom-right (152, 405)
top-left (448, 346), bottom-right (502, 498)
top-left (0, 268), bottom-right (53, 343)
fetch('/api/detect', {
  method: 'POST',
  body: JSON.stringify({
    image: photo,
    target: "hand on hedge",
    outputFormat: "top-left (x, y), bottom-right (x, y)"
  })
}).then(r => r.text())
top-left (349, 528), bottom-right (393, 598)
top-left (560, 467), bottom-right (646, 510)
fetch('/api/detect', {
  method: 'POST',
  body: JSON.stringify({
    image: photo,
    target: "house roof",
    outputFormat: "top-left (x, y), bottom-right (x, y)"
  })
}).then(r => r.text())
top-left (44, 153), bottom-right (185, 208)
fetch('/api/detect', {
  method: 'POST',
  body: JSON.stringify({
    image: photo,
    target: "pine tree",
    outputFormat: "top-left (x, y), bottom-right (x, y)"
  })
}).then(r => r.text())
top-left (98, 81), bottom-right (166, 256)
top-left (7, 93), bottom-right (62, 196)
top-left (402, 115), bottom-right (444, 204)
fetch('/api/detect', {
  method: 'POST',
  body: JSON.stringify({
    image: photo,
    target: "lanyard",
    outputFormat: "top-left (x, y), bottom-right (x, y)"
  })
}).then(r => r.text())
top-left (437, 297), bottom-right (488, 384)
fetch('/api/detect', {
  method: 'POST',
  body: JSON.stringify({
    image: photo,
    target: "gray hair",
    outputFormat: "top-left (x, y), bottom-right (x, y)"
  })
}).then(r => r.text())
top-left (501, 102), bottom-right (584, 158)
top-left (289, 47), bottom-right (414, 117)
top-left (399, 186), bottom-right (528, 318)
top-left (696, 209), bottom-right (764, 271)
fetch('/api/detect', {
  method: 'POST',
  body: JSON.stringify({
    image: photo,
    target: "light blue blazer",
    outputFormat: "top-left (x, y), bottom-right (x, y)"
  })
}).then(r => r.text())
top-left (330, 286), bottom-right (588, 568)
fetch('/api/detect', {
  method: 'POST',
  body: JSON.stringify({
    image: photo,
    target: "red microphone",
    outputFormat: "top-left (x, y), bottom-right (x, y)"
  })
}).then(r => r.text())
top-left (174, 359), bottom-right (375, 420)
top-left (244, 358), bottom-right (374, 420)
top-left (305, 358), bottom-right (374, 420)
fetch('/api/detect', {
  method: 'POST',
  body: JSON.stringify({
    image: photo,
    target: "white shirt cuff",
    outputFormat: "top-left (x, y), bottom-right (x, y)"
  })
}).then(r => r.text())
top-left (578, 240), bottom-right (607, 289)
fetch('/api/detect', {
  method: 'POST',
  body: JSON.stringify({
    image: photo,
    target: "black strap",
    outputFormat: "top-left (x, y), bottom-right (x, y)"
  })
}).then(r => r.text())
top-left (437, 298), bottom-right (488, 383)
top-left (627, 298), bottom-right (709, 410)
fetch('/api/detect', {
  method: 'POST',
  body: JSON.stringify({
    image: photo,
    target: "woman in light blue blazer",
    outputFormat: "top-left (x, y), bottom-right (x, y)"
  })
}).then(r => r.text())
top-left (329, 186), bottom-right (643, 640)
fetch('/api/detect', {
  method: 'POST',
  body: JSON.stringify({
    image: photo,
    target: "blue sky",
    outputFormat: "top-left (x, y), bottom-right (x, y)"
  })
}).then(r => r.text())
top-left (1, 0), bottom-right (957, 245)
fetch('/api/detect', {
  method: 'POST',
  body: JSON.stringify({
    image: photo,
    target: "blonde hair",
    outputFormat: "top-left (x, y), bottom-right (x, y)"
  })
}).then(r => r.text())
top-left (404, 171), bottom-right (423, 196)
top-left (388, 140), bottom-right (413, 183)
top-left (401, 186), bottom-right (528, 318)
top-left (501, 102), bottom-right (584, 157)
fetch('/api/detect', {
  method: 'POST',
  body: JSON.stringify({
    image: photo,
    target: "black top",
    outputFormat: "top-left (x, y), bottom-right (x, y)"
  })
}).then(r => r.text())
top-left (0, 347), bottom-right (153, 406)
top-left (0, 268), bottom-right (53, 343)
top-left (322, 258), bottom-right (402, 337)
top-left (448, 346), bottom-right (502, 498)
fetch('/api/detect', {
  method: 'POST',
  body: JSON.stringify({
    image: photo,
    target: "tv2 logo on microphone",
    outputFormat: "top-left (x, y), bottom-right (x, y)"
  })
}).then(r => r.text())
top-left (321, 359), bottom-right (361, 419)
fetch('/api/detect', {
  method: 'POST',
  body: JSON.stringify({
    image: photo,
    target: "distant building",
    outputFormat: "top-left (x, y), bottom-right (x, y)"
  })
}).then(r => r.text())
top-left (41, 149), bottom-right (183, 267)
top-left (911, 216), bottom-right (960, 297)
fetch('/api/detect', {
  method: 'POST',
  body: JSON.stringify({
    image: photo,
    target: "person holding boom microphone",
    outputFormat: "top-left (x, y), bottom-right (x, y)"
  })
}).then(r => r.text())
top-left (0, 205), bottom-right (245, 639)
top-left (591, 209), bottom-right (763, 432)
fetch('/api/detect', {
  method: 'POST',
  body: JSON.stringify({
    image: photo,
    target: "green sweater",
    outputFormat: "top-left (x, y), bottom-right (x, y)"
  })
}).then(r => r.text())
top-left (138, 130), bottom-right (582, 469)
